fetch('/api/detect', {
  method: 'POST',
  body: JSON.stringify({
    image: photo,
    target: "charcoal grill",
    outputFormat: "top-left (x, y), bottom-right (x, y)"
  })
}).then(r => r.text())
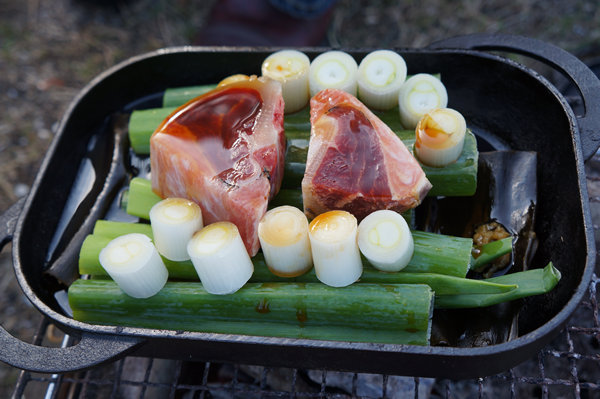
top-left (1, 34), bottom-right (600, 381)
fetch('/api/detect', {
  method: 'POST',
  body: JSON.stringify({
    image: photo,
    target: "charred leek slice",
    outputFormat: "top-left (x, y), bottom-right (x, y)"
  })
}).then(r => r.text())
top-left (262, 50), bottom-right (310, 113)
top-left (357, 50), bottom-right (407, 110)
top-left (68, 279), bottom-right (434, 345)
top-left (357, 210), bottom-right (414, 272)
top-left (187, 222), bottom-right (254, 295)
top-left (258, 205), bottom-right (313, 277)
top-left (398, 73), bottom-right (448, 129)
top-left (308, 211), bottom-right (362, 287)
top-left (309, 51), bottom-right (358, 97)
top-left (98, 233), bottom-right (168, 298)
top-left (149, 198), bottom-right (203, 261)
top-left (415, 108), bottom-right (466, 167)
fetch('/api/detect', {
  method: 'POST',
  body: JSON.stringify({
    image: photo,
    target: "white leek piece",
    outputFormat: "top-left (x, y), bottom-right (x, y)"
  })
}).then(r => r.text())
top-left (357, 210), bottom-right (414, 272)
top-left (309, 51), bottom-right (358, 97)
top-left (262, 50), bottom-right (310, 113)
top-left (258, 205), bottom-right (312, 277)
top-left (187, 221), bottom-right (254, 295)
top-left (149, 197), bottom-right (203, 261)
top-left (357, 50), bottom-right (407, 110)
top-left (415, 107), bottom-right (467, 167)
top-left (398, 73), bottom-right (448, 129)
top-left (98, 233), bottom-right (168, 298)
top-left (308, 210), bottom-right (362, 287)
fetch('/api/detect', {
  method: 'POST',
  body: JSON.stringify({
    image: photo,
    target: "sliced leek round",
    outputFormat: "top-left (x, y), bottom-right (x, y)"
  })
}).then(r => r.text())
top-left (258, 205), bottom-right (313, 277)
top-left (357, 210), bottom-right (414, 272)
top-left (308, 210), bottom-right (362, 287)
top-left (415, 107), bottom-right (467, 167)
top-left (262, 50), bottom-right (310, 113)
top-left (357, 50), bottom-right (407, 110)
top-left (149, 197), bottom-right (203, 261)
top-left (398, 73), bottom-right (448, 129)
top-left (187, 221), bottom-right (254, 295)
top-left (309, 51), bottom-right (358, 97)
top-left (98, 233), bottom-right (168, 298)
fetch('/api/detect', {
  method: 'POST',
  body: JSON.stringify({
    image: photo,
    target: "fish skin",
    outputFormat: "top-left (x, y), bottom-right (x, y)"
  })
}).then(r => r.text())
top-left (302, 88), bottom-right (431, 221)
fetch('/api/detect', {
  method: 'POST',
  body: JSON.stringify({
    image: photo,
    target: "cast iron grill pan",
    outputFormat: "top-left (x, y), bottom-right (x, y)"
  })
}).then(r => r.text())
top-left (1, 34), bottom-right (599, 378)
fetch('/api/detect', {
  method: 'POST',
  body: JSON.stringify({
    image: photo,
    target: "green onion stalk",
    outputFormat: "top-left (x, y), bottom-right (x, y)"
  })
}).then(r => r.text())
top-left (69, 279), bottom-right (434, 346)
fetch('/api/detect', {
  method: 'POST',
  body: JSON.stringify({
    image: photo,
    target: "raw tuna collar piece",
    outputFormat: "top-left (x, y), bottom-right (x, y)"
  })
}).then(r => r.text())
top-left (150, 76), bottom-right (286, 256)
top-left (302, 88), bottom-right (431, 221)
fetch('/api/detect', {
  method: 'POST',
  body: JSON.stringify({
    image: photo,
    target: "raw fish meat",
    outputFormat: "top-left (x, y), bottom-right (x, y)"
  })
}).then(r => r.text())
top-left (150, 76), bottom-right (285, 256)
top-left (302, 89), bottom-right (431, 220)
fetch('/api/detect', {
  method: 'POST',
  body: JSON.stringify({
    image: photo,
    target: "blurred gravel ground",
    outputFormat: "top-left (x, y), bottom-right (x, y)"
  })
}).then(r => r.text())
top-left (0, 0), bottom-right (599, 396)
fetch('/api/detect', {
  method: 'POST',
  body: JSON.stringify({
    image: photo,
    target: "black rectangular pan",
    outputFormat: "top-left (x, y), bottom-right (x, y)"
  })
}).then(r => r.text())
top-left (1, 34), bottom-right (599, 379)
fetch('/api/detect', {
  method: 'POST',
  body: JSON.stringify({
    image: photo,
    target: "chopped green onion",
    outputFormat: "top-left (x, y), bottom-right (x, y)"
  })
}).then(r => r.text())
top-left (357, 210), bottom-right (414, 272)
top-left (309, 51), bottom-right (358, 97)
top-left (415, 108), bottom-right (467, 167)
top-left (128, 107), bottom-right (176, 154)
top-left (98, 233), bottom-right (168, 298)
top-left (258, 205), bottom-right (313, 277)
top-left (308, 210), bottom-right (362, 287)
top-left (187, 222), bottom-right (254, 295)
top-left (357, 50), bottom-right (407, 110)
top-left (262, 50), bottom-right (311, 113)
top-left (162, 84), bottom-right (217, 107)
top-left (125, 177), bottom-right (163, 219)
top-left (149, 197), bottom-right (203, 261)
top-left (398, 73), bottom-right (448, 129)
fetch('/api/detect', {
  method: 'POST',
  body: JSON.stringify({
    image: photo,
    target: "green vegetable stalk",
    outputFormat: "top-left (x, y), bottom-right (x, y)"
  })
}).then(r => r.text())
top-left (82, 218), bottom-right (558, 309)
top-left (162, 84), bottom-right (218, 107)
top-left (69, 279), bottom-right (434, 346)
top-left (435, 263), bottom-right (561, 309)
top-left (89, 213), bottom-right (474, 278)
top-left (81, 229), bottom-right (515, 298)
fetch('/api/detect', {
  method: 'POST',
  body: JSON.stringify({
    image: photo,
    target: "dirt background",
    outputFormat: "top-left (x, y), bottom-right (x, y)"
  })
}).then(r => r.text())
top-left (1, 0), bottom-right (600, 396)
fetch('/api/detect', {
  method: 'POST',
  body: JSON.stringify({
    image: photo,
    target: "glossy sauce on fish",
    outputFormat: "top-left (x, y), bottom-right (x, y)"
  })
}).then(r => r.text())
top-left (151, 77), bottom-right (285, 256)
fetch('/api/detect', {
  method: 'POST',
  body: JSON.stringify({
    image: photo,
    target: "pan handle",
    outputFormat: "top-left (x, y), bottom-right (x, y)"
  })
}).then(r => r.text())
top-left (0, 200), bottom-right (143, 373)
top-left (428, 33), bottom-right (600, 161)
